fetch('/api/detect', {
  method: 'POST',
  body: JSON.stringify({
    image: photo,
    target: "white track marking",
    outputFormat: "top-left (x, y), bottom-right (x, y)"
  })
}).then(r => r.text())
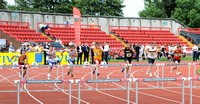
top-left (24, 72), bottom-right (46, 104)
top-left (0, 74), bottom-right (18, 82)
top-left (112, 67), bottom-right (182, 104)
top-left (82, 72), bottom-right (135, 104)
top-left (0, 75), bottom-right (16, 86)
top-left (54, 73), bottom-right (90, 104)
top-left (154, 69), bottom-right (200, 98)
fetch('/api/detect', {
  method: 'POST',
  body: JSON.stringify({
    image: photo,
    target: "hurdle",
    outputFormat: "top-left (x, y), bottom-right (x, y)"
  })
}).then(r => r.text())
top-left (14, 79), bottom-right (73, 104)
top-left (75, 78), bottom-right (132, 104)
top-left (134, 77), bottom-right (185, 104)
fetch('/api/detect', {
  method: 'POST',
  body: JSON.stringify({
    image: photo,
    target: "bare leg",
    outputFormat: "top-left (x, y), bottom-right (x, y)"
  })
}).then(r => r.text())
top-left (125, 61), bottom-right (129, 75)
top-left (23, 69), bottom-right (27, 78)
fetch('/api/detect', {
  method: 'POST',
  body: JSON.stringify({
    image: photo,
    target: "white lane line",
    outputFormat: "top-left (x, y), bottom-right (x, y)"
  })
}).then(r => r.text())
top-left (81, 72), bottom-right (135, 104)
top-left (0, 75), bottom-right (16, 86)
top-left (54, 73), bottom-right (90, 104)
top-left (0, 74), bottom-right (18, 82)
top-left (154, 68), bottom-right (200, 98)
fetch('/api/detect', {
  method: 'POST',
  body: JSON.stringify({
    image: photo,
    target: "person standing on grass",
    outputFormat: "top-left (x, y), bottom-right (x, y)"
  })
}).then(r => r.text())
top-left (39, 45), bottom-right (56, 80)
top-left (145, 42), bottom-right (157, 78)
top-left (116, 43), bottom-right (136, 76)
top-left (197, 44), bottom-right (200, 60)
top-left (92, 42), bottom-right (104, 76)
top-left (156, 44), bottom-right (161, 60)
top-left (161, 44), bottom-right (165, 57)
top-left (165, 44), bottom-right (170, 61)
top-left (139, 43), bottom-right (144, 62)
top-left (77, 42), bottom-right (83, 64)
top-left (61, 45), bottom-right (78, 77)
top-left (182, 44), bottom-right (187, 58)
top-left (90, 42), bottom-right (95, 64)
top-left (192, 44), bottom-right (198, 61)
top-left (83, 43), bottom-right (90, 62)
top-left (135, 43), bottom-right (140, 62)
top-left (168, 44), bottom-right (174, 62)
top-left (44, 42), bottom-right (50, 65)
top-left (104, 42), bottom-right (110, 64)
top-left (11, 50), bottom-right (28, 78)
top-left (170, 45), bottom-right (185, 75)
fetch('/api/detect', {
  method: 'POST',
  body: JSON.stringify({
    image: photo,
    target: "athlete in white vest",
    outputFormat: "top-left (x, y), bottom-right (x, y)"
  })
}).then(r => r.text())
top-left (40, 44), bottom-right (56, 80)
top-left (61, 45), bottom-right (78, 77)
top-left (144, 42), bottom-right (157, 77)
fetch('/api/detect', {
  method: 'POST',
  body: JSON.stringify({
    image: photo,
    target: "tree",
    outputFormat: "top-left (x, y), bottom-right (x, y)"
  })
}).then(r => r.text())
top-left (8, 0), bottom-right (125, 16)
top-left (139, 0), bottom-right (200, 28)
top-left (0, 0), bottom-right (7, 9)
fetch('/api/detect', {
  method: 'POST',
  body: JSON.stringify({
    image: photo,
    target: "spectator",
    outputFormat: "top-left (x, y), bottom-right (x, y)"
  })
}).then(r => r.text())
top-left (139, 43), bottom-right (144, 62)
top-left (30, 44), bottom-right (35, 52)
top-left (192, 44), bottom-right (198, 61)
top-left (20, 44), bottom-right (26, 54)
top-left (90, 42), bottom-right (95, 64)
top-left (101, 43), bottom-right (104, 61)
top-left (161, 44), bottom-right (165, 57)
top-left (56, 38), bottom-right (62, 45)
top-left (16, 47), bottom-right (21, 53)
top-left (182, 44), bottom-right (187, 58)
top-left (9, 42), bottom-right (15, 53)
top-left (131, 43), bottom-right (135, 49)
top-left (69, 40), bottom-right (73, 46)
top-left (26, 44), bottom-right (31, 52)
top-left (135, 43), bottom-right (140, 62)
top-left (0, 47), bottom-right (3, 52)
top-left (64, 20), bottom-right (69, 27)
top-left (91, 21), bottom-right (95, 28)
top-left (156, 44), bottom-right (161, 60)
top-left (39, 23), bottom-right (49, 33)
top-left (38, 44), bottom-right (43, 51)
top-left (104, 42), bottom-right (110, 64)
top-left (34, 43), bottom-right (39, 51)
top-left (77, 42), bottom-right (83, 65)
top-left (168, 44), bottom-right (174, 61)
top-left (83, 43), bottom-right (90, 62)
top-left (198, 44), bottom-right (200, 60)
top-left (72, 41), bottom-right (75, 46)
top-left (44, 42), bottom-right (50, 65)
top-left (165, 44), bottom-right (170, 61)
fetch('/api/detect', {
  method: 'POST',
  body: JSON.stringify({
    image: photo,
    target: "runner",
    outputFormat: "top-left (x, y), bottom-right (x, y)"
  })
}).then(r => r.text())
top-left (39, 45), bottom-right (56, 80)
top-left (144, 42), bottom-right (157, 78)
top-left (61, 45), bottom-right (78, 77)
top-left (116, 43), bottom-right (136, 76)
top-left (91, 42), bottom-right (104, 76)
top-left (11, 50), bottom-right (28, 78)
top-left (169, 45), bottom-right (185, 75)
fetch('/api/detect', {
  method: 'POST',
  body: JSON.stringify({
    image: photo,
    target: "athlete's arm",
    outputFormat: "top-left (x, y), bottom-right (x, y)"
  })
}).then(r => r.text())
top-left (61, 49), bottom-right (69, 56)
top-left (155, 50), bottom-right (158, 58)
top-left (131, 48), bottom-right (136, 54)
top-left (117, 48), bottom-right (125, 56)
top-left (39, 49), bottom-right (48, 54)
top-left (11, 55), bottom-right (20, 59)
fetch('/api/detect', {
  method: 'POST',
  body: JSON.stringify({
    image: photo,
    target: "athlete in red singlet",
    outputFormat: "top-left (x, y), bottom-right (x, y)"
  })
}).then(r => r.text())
top-left (12, 50), bottom-right (28, 78)
top-left (169, 45), bottom-right (185, 75)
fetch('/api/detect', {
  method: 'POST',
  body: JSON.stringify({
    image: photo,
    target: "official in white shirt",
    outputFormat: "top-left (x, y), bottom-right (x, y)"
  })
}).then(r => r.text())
top-left (192, 44), bottom-right (198, 61)
top-left (103, 42), bottom-right (110, 64)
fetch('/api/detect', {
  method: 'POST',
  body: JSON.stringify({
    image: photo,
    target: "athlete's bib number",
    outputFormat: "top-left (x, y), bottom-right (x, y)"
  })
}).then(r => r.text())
top-left (94, 53), bottom-right (100, 55)
top-left (150, 53), bottom-right (155, 56)
top-left (127, 53), bottom-right (132, 57)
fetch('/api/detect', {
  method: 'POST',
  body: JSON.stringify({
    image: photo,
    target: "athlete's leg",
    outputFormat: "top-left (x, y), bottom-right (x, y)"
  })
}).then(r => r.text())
top-left (125, 60), bottom-right (129, 75)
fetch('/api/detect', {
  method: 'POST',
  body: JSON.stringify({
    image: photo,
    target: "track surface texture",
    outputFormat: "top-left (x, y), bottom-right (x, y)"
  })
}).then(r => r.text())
top-left (0, 61), bottom-right (200, 104)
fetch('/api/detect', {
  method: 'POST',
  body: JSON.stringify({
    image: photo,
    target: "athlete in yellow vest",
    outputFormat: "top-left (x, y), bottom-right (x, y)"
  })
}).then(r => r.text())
top-left (92, 42), bottom-right (104, 76)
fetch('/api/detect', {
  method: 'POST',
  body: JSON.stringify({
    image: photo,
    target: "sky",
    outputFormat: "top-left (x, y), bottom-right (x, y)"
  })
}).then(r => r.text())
top-left (6, 0), bottom-right (145, 17)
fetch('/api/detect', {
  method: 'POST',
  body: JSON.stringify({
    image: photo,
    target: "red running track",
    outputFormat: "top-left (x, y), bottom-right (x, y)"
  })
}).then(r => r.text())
top-left (0, 61), bottom-right (200, 104)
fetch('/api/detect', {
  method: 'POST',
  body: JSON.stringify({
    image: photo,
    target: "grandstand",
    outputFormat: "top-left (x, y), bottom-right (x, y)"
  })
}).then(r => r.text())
top-left (110, 26), bottom-right (188, 46)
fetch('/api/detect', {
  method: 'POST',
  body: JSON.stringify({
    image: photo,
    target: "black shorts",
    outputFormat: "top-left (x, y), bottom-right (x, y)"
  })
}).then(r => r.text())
top-left (124, 58), bottom-right (132, 64)
top-left (174, 59), bottom-right (181, 63)
top-left (148, 58), bottom-right (155, 64)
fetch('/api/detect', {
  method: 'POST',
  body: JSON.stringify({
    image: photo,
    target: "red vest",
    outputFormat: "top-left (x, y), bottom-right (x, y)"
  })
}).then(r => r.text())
top-left (174, 49), bottom-right (182, 60)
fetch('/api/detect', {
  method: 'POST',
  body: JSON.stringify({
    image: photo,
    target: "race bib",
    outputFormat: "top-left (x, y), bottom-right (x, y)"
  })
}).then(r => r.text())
top-left (150, 52), bottom-right (155, 56)
top-left (127, 53), bottom-right (132, 57)
top-left (94, 52), bottom-right (100, 55)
